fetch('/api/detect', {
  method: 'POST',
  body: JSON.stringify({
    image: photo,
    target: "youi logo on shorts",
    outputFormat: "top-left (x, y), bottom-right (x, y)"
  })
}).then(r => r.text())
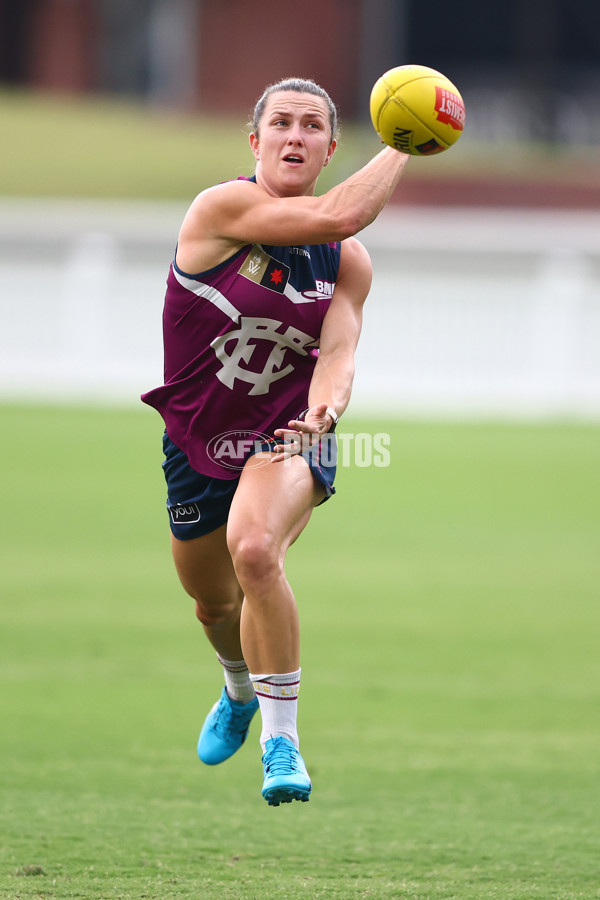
top-left (207, 429), bottom-right (272, 470)
top-left (169, 502), bottom-right (201, 525)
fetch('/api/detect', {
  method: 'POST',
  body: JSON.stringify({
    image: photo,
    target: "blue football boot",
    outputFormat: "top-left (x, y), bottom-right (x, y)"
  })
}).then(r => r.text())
top-left (197, 687), bottom-right (259, 765)
top-left (261, 736), bottom-right (312, 806)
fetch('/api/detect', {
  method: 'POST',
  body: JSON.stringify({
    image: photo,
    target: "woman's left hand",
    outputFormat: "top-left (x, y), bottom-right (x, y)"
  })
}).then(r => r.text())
top-left (271, 402), bottom-right (334, 462)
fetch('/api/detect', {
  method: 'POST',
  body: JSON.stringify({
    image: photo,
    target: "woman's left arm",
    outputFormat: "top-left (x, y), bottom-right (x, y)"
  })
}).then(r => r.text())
top-left (273, 237), bottom-right (372, 453)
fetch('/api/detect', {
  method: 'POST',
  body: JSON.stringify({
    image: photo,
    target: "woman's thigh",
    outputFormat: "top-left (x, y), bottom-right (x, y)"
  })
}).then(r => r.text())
top-left (226, 453), bottom-right (325, 558)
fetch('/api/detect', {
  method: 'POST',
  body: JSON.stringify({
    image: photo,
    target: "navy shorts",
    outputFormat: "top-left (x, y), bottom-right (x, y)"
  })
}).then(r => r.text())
top-left (162, 431), bottom-right (337, 540)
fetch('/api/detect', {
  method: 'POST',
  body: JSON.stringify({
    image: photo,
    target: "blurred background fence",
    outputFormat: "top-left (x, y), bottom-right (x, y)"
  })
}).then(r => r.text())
top-left (1, 0), bottom-right (600, 418)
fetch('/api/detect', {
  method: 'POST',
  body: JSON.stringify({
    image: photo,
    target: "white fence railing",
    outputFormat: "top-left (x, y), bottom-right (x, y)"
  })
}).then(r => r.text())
top-left (1, 199), bottom-right (599, 418)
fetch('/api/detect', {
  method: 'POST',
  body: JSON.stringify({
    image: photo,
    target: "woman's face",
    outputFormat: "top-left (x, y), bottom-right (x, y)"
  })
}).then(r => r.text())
top-left (250, 91), bottom-right (337, 198)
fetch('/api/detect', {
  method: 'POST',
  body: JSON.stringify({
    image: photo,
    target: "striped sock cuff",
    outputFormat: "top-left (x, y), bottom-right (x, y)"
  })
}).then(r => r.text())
top-left (249, 669), bottom-right (301, 701)
top-left (216, 654), bottom-right (249, 674)
top-left (216, 654), bottom-right (255, 704)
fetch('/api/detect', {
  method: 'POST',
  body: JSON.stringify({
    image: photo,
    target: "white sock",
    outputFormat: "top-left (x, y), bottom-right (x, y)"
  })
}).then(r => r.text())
top-left (216, 654), bottom-right (256, 704)
top-left (249, 669), bottom-right (301, 751)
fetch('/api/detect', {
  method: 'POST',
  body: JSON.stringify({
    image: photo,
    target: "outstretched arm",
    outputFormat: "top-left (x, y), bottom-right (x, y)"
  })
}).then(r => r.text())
top-left (220, 146), bottom-right (410, 245)
top-left (176, 148), bottom-right (409, 273)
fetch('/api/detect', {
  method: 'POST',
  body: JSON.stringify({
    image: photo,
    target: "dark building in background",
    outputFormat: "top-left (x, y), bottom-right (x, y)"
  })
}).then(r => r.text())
top-left (1, 0), bottom-right (599, 141)
top-left (0, 0), bottom-right (401, 121)
top-left (0, 0), bottom-right (35, 83)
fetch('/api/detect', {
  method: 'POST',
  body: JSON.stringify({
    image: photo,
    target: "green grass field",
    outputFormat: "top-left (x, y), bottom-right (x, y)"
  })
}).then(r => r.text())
top-left (1, 405), bottom-right (599, 899)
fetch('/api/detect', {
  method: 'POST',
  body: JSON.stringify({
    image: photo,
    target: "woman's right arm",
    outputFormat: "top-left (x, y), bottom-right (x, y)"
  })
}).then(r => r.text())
top-left (176, 146), bottom-right (409, 273)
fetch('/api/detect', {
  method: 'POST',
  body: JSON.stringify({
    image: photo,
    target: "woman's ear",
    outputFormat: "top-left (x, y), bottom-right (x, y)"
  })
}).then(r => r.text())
top-left (323, 139), bottom-right (337, 167)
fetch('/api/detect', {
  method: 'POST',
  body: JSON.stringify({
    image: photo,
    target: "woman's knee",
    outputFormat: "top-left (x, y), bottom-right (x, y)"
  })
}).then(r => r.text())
top-left (193, 590), bottom-right (242, 628)
top-left (227, 531), bottom-right (282, 590)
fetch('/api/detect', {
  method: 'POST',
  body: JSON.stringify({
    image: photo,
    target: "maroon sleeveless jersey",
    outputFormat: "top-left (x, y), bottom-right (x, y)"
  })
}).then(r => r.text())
top-left (142, 197), bottom-right (341, 479)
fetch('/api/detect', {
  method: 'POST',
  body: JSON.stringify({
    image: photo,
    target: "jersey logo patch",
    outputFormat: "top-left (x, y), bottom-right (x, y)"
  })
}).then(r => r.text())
top-left (239, 245), bottom-right (290, 294)
top-left (211, 316), bottom-right (316, 396)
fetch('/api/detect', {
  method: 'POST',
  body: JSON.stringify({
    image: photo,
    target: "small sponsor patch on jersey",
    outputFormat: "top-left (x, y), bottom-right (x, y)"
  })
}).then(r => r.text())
top-left (301, 278), bottom-right (335, 301)
top-left (239, 245), bottom-right (290, 294)
top-left (168, 502), bottom-right (201, 525)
